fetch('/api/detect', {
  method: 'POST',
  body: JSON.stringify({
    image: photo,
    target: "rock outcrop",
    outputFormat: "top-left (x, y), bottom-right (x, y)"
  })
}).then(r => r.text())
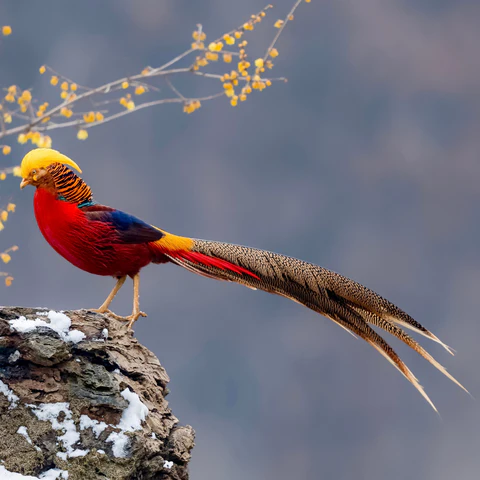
top-left (0, 306), bottom-right (195, 480)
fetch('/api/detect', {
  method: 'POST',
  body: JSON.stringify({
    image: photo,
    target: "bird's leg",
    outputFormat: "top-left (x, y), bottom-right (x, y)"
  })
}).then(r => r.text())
top-left (91, 275), bottom-right (127, 314)
top-left (126, 273), bottom-right (147, 329)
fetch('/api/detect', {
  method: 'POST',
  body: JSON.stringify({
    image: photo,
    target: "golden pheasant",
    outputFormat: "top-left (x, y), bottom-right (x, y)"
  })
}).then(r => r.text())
top-left (19, 147), bottom-right (467, 410)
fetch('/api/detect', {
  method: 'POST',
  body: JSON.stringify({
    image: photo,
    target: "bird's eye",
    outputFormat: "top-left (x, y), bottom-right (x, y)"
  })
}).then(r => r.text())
top-left (32, 169), bottom-right (37, 175)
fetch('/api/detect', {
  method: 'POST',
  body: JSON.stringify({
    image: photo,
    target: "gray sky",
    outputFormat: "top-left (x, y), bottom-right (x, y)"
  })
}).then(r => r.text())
top-left (2, 1), bottom-right (480, 479)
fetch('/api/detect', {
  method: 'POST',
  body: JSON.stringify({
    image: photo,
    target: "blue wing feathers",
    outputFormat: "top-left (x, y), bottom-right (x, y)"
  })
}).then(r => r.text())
top-left (81, 204), bottom-right (164, 244)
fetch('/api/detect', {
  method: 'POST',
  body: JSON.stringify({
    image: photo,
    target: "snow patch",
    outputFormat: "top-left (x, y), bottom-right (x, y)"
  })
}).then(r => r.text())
top-left (97, 449), bottom-right (105, 455)
top-left (163, 461), bottom-right (174, 469)
top-left (0, 466), bottom-right (68, 479)
top-left (0, 379), bottom-right (19, 409)
top-left (29, 403), bottom-right (89, 459)
top-left (9, 350), bottom-right (21, 363)
top-left (106, 431), bottom-right (130, 458)
top-left (151, 432), bottom-right (156, 439)
top-left (102, 328), bottom-right (108, 338)
top-left (118, 388), bottom-right (149, 432)
top-left (105, 388), bottom-right (149, 458)
top-left (9, 311), bottom-right (85, 344)
top-left (79, 415), bottom-right (107, 438)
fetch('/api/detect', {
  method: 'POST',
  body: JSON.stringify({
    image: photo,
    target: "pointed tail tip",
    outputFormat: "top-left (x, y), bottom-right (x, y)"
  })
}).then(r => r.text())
top-left (428, 332), bottom-right (455, 356)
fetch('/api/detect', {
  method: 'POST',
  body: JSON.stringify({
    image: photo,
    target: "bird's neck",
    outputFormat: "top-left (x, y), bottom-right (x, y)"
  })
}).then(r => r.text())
top-left (42, 163), bottom-right (94, 206)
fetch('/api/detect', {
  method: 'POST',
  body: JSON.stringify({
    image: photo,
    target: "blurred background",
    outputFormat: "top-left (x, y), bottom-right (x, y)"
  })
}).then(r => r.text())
top-left (1, 1), bottom-right (480, 479)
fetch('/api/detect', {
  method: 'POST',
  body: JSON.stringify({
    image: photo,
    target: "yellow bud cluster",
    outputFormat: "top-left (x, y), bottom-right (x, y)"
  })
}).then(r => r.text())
top-left (223, 34), bottom-right (235, 45)
top-left (191, 41), bottom-right (205, 50)
top-left (17, 132), bottom-right (52, 148)
top-left (192, 30), bottom-right (206, 42)
top-left (83, 111), bottom-right (96, 123)
top-left (208, 41), bottom-right (223, 52)
top-left (183, 100), bottom-right (201, 114)
top-left (60, 107), bottom-right (73, 118)
top-left (119, 94), bottom-right (135, 110)
top-left (36, 102), bottom-right (49, 117)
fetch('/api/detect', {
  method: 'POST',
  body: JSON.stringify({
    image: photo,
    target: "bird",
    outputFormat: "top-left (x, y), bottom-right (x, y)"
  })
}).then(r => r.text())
top-left (19, 147), bottom-right (466, 411)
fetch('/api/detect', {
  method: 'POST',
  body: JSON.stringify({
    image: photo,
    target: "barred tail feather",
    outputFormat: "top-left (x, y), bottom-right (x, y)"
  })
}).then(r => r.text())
top-left (165, 238), bottom-right (465, 409)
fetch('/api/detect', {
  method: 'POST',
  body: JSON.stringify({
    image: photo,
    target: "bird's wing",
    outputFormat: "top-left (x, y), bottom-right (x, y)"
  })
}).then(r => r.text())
top-left (81, 205), bottom-right (165, 244)
top-left (162, 238), bottom-right (466, 410)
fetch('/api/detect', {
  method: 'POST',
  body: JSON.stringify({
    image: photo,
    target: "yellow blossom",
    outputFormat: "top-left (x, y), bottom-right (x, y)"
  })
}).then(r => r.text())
top-left (17, 134), bottom-right (27, 144)
top-left (266, 79), bottom-right (272, 86)
top-left (7, 203), bottom-right (15, 212)
top-left (39, 65), bottom-right (46, 74)
top-left (61, 81), bottom-right (69, 91)
top-left (60, 91), bottom-right (68, 99)
top-left (60, 107), bottom-right (73, 118)
top-left (122, 81), bottom-right (129, 89)
top-left (208, 42), bottom-right (223, 52)
top-left (77, 129), bottom-right (88, 140)
top-left (2, 145), bottom-right (11, 155)
top-left (274, 20), bottom-right (284, 28)
top-left (95, 112), bottom-right (104, 122)
top-left (255, 58), bottom-right (264, 68)
top-left (70, 83), bottom-right (77, 91)
top-left (50, 76), bottom-right (59, 86)
top-left (230, 96), bottom-right (238, 107)
top-left (243, 22), bottom-right (254, 31)
top-left (12, 166), bottom-right (21, 177)
top-left (21, 90), bottom-right (32, 102)
top-left (196, 57), bottom-right (208, 67)
top-left (183, 100), bottom-right (201, 114)
top-left (240, 94), bottom-right (247, 102)
top-left (223, 53), bottom-right (232, 63)
top-left (269, 48), bottom-right (279, 58)
top-left (205, 52), bottom-right (218, 61)
top-left (2, 26), bottom-right (12, 36)
top-left (1, 253), bottom-right (11, 264)
top-left (191, 42), bottom-right (205, 50)
top-left (234, 31), bottom-right (242, 39)
top-left (223, 34), bottom-right (235, 45)
top-left (135, 85), bottom-right (146, 95)
top-left (5, 276), bottom-right (13, 287)
top-left (3, 113), bottom-right (12, 123)
top-left (5, 93), bottom-right (15, 103)
top-left (126, 100), bottom-right (135, 110)
top-left (83, 111), bottom-right (95, 123)
top-left (0, 173), bottom-right (6, 181)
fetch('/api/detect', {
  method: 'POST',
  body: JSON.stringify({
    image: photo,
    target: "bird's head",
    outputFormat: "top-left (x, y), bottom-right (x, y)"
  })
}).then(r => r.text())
top-left (20, 148), bottom-right (82, 189)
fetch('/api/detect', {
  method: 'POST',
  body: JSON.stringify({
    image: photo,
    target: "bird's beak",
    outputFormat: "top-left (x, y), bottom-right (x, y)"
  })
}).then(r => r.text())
top-left (20, 178), bottom-right (30, 189)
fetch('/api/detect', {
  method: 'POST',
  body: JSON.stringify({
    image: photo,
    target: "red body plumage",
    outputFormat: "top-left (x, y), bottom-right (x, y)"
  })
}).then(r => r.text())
top-left (34, 188), bottom-right (154, 277)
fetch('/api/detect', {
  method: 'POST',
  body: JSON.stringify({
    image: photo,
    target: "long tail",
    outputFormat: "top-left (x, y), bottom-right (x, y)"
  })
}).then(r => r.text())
top-left (153, 236), bottom-right (467, 410)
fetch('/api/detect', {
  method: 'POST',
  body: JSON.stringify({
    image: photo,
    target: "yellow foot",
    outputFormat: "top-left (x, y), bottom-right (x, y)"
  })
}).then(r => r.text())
top-left (125, 312), bottom-right (147, 329)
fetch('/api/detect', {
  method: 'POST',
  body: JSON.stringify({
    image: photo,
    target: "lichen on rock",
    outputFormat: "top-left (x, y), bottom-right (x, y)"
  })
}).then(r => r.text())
top-left (0, 306), bottom-right (195, 480)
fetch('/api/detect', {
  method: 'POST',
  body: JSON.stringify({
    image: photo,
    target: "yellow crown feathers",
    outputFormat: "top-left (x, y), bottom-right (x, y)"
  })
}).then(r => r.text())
top-left (20, 148), bottom-right (82, 178)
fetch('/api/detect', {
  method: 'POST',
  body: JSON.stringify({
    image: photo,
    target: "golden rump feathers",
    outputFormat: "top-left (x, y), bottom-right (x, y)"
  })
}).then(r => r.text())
top-left (20, 148), bottom-right (82, 178)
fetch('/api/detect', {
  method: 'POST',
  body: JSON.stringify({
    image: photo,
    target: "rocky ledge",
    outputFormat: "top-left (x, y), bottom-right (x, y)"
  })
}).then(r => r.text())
top-left (0, 306), bottom-right (195, 480)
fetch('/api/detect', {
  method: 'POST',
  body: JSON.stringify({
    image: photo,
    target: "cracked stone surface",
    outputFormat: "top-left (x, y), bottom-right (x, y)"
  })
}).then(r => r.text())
top-left (0, 306), bottom-right (195, 480)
